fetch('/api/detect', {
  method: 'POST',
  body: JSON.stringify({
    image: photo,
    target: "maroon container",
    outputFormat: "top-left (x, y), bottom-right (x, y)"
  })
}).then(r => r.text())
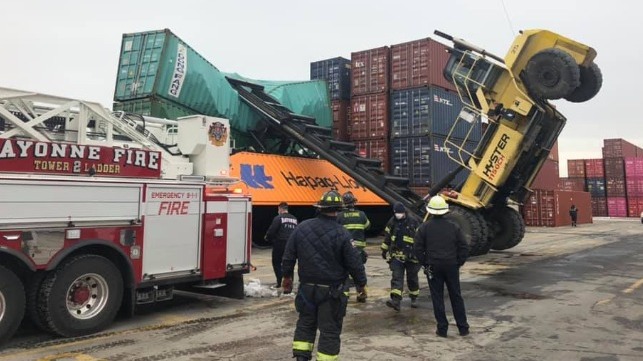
top-left (584, 159), bottom-right (604, 178)
top-left (559, 177), bottom-right (586, 191)
top-left (604, 157), bottom-right (625, 178)
top-left (353, 138), bottom-right (389, 173)
top-left (591, 196), bottom-right (608, 217)
top-left (349, 94), bottom-right (389, 139)
top-left (522, 189), bottom-right (592, 227)
top-left (626, 177), bottom-right (643, 196)
top-left (624, 157), bottom-right (643, 177)
top-left (351, 46), bottom-right (390, 96)
top-left (548, 141), bottom-right (559, 162)
top-left (567, 159), bottom-right (586, 178)
top-left (607, 197), bottom-right (628, 217)
top-left (531, 159), bottom-right (559, 190)
top-left (602, 138), bottom-right (640, 158)
top-left (390, 38), bottom-right (455, 92)
top-left (331, 100), bottom-right (349, 141)
top-left (626, 196), bottom-right (643, 217)
top-left (606, 177), bottom-right (626, 197)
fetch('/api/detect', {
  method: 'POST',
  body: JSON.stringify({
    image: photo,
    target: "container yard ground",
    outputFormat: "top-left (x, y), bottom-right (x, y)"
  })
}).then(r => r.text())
top-left (2, 218), bottom-right (642, 361)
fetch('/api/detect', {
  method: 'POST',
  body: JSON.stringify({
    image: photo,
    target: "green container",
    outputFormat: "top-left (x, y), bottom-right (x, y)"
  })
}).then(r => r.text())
top-left (114, 29), bottom-right (331, 131)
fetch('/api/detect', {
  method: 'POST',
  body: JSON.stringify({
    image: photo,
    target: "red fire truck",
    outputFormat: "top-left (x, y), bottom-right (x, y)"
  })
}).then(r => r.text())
top-left (0, 87), bottom-right (252, 343)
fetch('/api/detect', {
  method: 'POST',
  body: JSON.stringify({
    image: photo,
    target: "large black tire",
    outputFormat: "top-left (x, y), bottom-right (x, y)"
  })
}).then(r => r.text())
top-left (448, 205), bottom-right (491, 256)
top-left (524, 48), bottom-right (580, 100)
top-left (0, 265), bottom-right (26, 345)
top-left (37, 255), bottom-right (123, 337)
top-left (487, 206), bottom-right (526, 250)
top-left (564, 63), bottom-right (602, 103)
top-left (26, 271), bottom-right (49, 332)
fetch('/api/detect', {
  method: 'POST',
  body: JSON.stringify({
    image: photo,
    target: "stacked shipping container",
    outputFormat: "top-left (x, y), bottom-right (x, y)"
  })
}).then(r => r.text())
top-left (311, 57), bottom-right (351, 141)
top-left (522, 190), bottom-right (592, 226)
top-left (625, 158), bottom-right (643, 217)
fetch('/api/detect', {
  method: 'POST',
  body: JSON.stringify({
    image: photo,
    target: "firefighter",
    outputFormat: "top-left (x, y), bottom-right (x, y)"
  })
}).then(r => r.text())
top-left (337, 191), bottom-right (370, 302)
top-left (281, 190), bottom-right (367, 361)
top-left (264, 201), bottom-right (298, 288)
top-left (381, 202), bottom-right (421, 311)
top-left (414, 195), bottom-right (469, 337)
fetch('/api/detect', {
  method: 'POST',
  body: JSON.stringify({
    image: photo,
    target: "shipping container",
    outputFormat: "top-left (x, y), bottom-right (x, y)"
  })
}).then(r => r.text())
top-left (559, 177), bottom-right (586, 192)
top-left (585, 177), bottom-right (606, 197)
top-left (330, 100), bottom-right (349, 141)
top-left (113, 29), bottom-right (332, 131)
top-left (354, 138), bottom-right (389, 173)
top-left (567, 159), bottom-right (586, 178)
top-left (591, 196), bottom-right (608, 217)
top-left (351, 46), bottom-right (389, 96)
top-left (390, 135), bottom-right (475, 187)
top-left (584, 158), bottom-right (604, 178)
top-left (548, 141), bottom-right (559, 162)
top-left (604, 157), bottom-right (625, 178)
top-left (530, 159), bottom-right (560, 190)
top-left (602, 138), bottom-right (641, 158)
top-left (626, 177), bottom-right (643, 196)
top-left (349, 93), bottom-right (389, 139)
top-left (409, 186), bottom-right (429, 198)
top-left (522, 189), bottom-right (592, 227)
top-left (606, 177), bottom-right (626, 197)
top-left (624, 157), bottom-right (643, 177)
top-left (607, 197), bottom-right (628, 217)
top-left (389, 86), bottom-right (481, 140)
top-left (113, 96), bottom-right (195, 120)
top-left (390, 38), bottom-right (455, 92)
top-left (310, 57), bottom-right (351, 100)
top-left (626, 197), bottom-right (643, 217)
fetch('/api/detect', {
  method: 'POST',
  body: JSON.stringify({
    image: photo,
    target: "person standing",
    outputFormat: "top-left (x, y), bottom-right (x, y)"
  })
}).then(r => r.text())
top-left (337, 191), bottom-right (371, 302)
top-left (569, 204), bottom-right (578, 227)
top-left (414, 195), bottom-right (469, 338)
top-left (381, 202), bottom-right (421, 311)
top-left (281, 190), bottom-right (367, 361)
top-left (264, 202), bottom-right (298, 288)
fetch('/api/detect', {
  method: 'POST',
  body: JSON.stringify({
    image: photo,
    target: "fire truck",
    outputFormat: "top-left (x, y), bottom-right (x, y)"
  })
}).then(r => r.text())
top-left (0, 87), bottom-right (252, 343)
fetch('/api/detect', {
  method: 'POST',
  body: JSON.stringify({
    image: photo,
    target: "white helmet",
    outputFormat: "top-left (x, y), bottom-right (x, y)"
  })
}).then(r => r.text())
top-left (426, 195), bottom-right (449, 215)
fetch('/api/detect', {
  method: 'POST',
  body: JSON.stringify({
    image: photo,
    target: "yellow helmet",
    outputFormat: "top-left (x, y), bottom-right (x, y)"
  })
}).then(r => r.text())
top-left (426, 195), bottom-right (449, 215)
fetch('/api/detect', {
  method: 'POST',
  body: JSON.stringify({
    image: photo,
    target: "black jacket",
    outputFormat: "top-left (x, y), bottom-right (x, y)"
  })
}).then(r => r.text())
top-left (282, 213), bottom-right (367, 287)
top-left (381, 215), bottom-right (420, 262)
top-left (265, 212), bottom-right (298, 247)
top-left (414, 215), bottom-right (468, 266)
top-left (337, 207), bottom-right (371, 247)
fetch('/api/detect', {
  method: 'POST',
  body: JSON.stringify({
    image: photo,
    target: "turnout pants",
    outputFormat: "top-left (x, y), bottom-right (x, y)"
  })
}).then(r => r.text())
top-left (344, 247), bottom-right (367, 291)
top-left (426, 264), bottom-right (469, 334)
top-left (293, 283), bottom-right (348, 360)
top-left (389, 259), bottom-right (421, 299)
top-left (271, 242), bottom-right (286, 286)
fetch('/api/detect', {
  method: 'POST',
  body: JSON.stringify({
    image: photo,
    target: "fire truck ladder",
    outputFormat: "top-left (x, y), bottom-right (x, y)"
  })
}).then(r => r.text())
top-left (226, 77), bottom-right (428, 220)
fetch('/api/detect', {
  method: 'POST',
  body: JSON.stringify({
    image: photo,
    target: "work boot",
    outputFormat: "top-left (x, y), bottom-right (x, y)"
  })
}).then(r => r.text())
top-left (356, 292), bottom-right (367, 303)
top-left (295, 357), bottom-right (310, 361)
top-left (410, 297), bottom-right (418, 308)
top-left (386, 297), bottom-right (401, 311)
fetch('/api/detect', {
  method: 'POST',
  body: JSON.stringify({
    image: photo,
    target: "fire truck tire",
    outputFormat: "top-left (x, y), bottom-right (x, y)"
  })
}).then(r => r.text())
top-left (0, 265), bottom-right (26, 346)
top-left (488, 206), bottom-right (526, 250)
top-left (564, 62), bottom-right (602, 103)
top-left (37, 254), bottom-right (123, 337)
top-left (448, 205), bottom-right (491, 256)
top-left (525, 48), bottom-right (580, 100)
top-left (26, 271), bottom-right (50, 332)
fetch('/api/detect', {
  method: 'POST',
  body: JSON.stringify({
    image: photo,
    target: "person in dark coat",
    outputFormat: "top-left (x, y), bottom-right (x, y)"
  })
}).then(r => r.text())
top-left (264, 201), bottom-right (298, 287)
top-left (414, 195), bottom-right (470, 338)
top-left (337, 191), bottom-right (370, 302)
top-left (569, 205), bottom-right (578, 227)
top-left (282, 190), bottom-right (367, 361)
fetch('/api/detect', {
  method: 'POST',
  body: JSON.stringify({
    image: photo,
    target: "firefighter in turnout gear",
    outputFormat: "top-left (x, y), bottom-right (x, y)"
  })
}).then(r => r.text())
top-left (337, 191), bottom-right (370, 302)
top-left (282, 190), bottom-right (367, 361)
top-left (381, 202), bottom-right (421, 311)
top-left (264, 201), bottom-right (298, 287)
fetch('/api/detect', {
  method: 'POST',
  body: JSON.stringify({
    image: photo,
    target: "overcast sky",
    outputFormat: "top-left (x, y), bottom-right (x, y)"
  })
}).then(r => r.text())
top-left (0, 0), bottom-right (636, 176)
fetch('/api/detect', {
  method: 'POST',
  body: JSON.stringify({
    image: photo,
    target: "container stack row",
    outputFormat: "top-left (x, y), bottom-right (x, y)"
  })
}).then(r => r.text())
top-left (311, 37), bottom-right (483, 190)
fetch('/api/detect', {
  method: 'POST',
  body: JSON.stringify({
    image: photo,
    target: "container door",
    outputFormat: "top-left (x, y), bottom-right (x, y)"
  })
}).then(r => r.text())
top-left (143, 185), bottom-right (202, 278)
top-left (226, 199), bottom-right (250, 269)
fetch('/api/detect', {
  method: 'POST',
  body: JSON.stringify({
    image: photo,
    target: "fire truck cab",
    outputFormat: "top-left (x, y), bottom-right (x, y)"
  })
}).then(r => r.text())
top-left (0, 88), bottom-right (252, 342)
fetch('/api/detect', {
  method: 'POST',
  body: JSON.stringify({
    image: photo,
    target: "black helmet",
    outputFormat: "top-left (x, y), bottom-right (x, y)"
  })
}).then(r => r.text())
top-left (315, 190), bottom-right (344, 211)
top-left (342, 191), bottom-right (357, 206)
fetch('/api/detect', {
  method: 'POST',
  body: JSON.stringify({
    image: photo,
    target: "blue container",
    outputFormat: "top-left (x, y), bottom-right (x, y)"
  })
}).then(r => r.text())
top-left (390, 86), bottom-right (481, 140)
top-left (310, 57), bottom-right (351, 100)
top-left (390, 135), bottom-right (476, 187)
top-left (586, 177), bottom-right (606, 197)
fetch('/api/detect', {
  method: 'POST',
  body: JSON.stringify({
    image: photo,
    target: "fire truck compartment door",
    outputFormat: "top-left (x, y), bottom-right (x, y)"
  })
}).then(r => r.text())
top-left (227, 199), bottom-right (250, 267)
top-left (143, 185), bottom-right (203, 278)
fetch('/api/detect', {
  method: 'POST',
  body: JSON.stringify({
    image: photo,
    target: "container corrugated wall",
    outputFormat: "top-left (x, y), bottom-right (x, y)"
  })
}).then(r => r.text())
top-left (390, 38), bottom-right (455, 92)
top-left (310, 57), bottom-right (351, 101)
top-left (584, 159), bottom-right (604, 178)
top-left (567, 159), bottom-right (586, 178)
top-left (607, 197), bottom-right (627, 217)
top-left (354, 139), bottom-right (389, 173)
top-left (113, 96), bottom-right (194, 119)
top-left (591, 197), bottom-right (608, 217)
top-left (559, 177), bottom-right (586, 192)
top-left (522, 189), bottom-right (592, 226)
top-left (602, 139), bottom-right (641, 158)
top-left (389, 86), bottom-right (481, 140)
top-left (626, 197), bottom-right (643, 217)
top-left (531, 159), bottom-right (559, 190)
top-left (351, 46), bottom-right (389, 96)
top-left (331, 100), bottom-right (349, 141)
top-left (585, 178), bottom-right (606, 197)
top-left (349, 94), bottom-right (389, 139)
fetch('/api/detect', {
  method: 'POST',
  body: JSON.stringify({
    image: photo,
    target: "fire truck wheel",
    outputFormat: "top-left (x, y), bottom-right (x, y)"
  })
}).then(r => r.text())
top-left (26, 271), bottom-right (50, 332)
top-left (0, 265), bottom-right (26, 346)
top-left (448, 205), bottom-right (491, 256)
top-left (564, 62), bottom-right (602, 103)
top-left (488, 206), bottom-right (526, 250)
top-left (525, 48), bottom-right (580, 100)
top-left (38, 254), bottom-right (123, 337)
